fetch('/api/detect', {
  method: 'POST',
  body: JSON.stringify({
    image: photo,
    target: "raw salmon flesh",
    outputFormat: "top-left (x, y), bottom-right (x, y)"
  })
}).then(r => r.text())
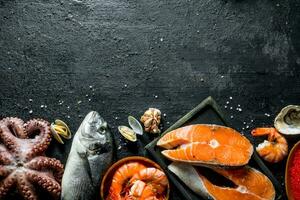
top-left (157, 124), bottom-right (253, 167)
top-left (168, 162), bottom-right (275, 200)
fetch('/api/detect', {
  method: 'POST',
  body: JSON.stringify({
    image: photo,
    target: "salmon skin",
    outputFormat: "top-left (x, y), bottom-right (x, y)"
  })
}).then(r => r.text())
top-left (157, 124), bottom-right (253, 167)
top-left (168, 162), bottom-right (275, 200)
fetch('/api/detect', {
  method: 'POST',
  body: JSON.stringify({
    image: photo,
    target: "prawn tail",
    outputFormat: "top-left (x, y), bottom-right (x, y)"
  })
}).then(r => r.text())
top-left (251, 127), bottom-right (276, 137)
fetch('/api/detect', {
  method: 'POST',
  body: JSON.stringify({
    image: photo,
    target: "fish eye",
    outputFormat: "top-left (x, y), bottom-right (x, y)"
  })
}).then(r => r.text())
top-left (99, 126), bottom-right (106, 134)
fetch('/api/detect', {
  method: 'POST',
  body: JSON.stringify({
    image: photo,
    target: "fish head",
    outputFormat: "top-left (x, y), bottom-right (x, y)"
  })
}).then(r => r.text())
top-left (79, 111), bottom-right (112, 153)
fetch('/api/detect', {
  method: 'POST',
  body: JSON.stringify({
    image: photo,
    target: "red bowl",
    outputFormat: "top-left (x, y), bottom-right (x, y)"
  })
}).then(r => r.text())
top-left (285, 140), bottom-right (300, 200)
top-left (100, 156), bottom-right (170, 200)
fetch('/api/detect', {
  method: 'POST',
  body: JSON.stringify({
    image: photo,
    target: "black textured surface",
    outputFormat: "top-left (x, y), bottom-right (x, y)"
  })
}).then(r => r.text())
top-left (0, 0), bottom-right (300, 199)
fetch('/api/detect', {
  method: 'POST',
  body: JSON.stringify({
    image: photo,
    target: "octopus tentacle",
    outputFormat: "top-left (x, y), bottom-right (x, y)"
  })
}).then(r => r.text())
top-left (24, 156), bottom-right (64, 182)
top-left (26, 170), bottom-right (61, 199)
top-left (0, 117), bottom-right (26, 138)
top-left (0, 145), bottom-right (14, 165)
top-left (17, 172), bottom-right (38, 200)
top-left (0, 120), bottom-right (20, 152)
top-left (0, 173), bottom-right (16, 198)
top-left (0, 117), bottom-right (63, 200)
top-left (0, 166), bottom-right (15, 177)
top-left (24, 119), bottom-right (52, 158)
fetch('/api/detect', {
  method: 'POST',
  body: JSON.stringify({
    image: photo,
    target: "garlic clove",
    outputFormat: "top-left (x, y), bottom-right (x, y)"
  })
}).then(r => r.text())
top-left (140, 108), bottom-right (162, 134)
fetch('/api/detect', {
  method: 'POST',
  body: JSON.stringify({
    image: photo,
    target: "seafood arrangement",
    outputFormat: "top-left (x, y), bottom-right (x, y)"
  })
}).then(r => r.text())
top-left (157, 124), bottom-right (253, 166)
top-left (2, 101), bottom-right (300, 200)
top-left (168, 162), bottom-right (275, 200)
top-left (156, 124), bottom-right (276, 200)
top-left (104, 157), bottom-right (169, 200)
top-left (0, 117), bottom-right (64, 200)
top-left (61, 111), bottom-right (113, 200)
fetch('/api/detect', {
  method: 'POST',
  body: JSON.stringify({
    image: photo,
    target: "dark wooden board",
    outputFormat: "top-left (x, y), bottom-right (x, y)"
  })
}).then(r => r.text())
top-left (145, 96), bottom-right (282, 200)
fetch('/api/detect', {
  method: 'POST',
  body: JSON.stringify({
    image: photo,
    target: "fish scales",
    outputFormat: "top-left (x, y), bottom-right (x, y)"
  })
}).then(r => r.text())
top-left (61, 111), bottom-right (113, 200)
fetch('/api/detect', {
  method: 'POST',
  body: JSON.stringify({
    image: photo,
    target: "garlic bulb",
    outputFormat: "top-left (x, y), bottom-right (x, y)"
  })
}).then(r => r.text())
top-left (140, 108), bottom-right (161, 134)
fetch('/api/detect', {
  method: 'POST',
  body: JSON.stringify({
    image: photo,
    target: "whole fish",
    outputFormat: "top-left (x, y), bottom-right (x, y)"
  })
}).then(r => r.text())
top-left (61, 111), bottom-right (114, 200)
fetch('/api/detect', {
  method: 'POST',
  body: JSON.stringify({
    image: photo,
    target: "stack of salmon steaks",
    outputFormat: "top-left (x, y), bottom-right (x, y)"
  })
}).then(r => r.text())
top-left (156, 124), bottom-right (276, 200)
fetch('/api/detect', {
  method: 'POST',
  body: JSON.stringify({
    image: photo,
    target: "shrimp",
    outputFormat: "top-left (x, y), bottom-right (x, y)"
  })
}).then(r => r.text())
top-left (107, 162), bottom-right (146, 200)
top-left (251, 127), bottom-right (288, 163)
top-left (129, 168), bottom-right (168, 195)
top-left (124, 180), bottom-right (157, 200)
top-left (125, 180), bottom-right (166, 200)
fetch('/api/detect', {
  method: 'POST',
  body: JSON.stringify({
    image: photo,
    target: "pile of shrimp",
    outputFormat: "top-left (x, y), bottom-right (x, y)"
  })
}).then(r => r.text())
top-left (106, 162), bottom-right (168, 200)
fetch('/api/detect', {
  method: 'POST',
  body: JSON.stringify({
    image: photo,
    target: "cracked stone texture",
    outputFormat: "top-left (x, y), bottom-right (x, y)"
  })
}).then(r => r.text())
top-left (0, 0), bottom-right (299, 199)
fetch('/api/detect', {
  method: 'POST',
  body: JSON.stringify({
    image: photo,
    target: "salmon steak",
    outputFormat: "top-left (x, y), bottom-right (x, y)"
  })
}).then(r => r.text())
top-left (157, 124), bottom-right (253, 166)
top-left (168, 162), bottom-right (275, 200)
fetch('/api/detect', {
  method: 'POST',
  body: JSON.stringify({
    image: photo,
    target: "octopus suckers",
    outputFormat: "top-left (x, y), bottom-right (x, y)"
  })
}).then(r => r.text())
top-left (0, 117), bottom-right (64, 200)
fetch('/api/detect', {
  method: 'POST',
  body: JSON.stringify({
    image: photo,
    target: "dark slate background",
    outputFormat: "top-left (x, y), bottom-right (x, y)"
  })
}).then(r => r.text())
top-left (0, 0), bottom-right (299, 199)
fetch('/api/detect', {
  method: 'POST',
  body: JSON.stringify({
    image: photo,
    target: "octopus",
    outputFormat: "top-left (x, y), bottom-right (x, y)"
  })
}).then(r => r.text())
top-left (0, 117), bottom-right (64, 200)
